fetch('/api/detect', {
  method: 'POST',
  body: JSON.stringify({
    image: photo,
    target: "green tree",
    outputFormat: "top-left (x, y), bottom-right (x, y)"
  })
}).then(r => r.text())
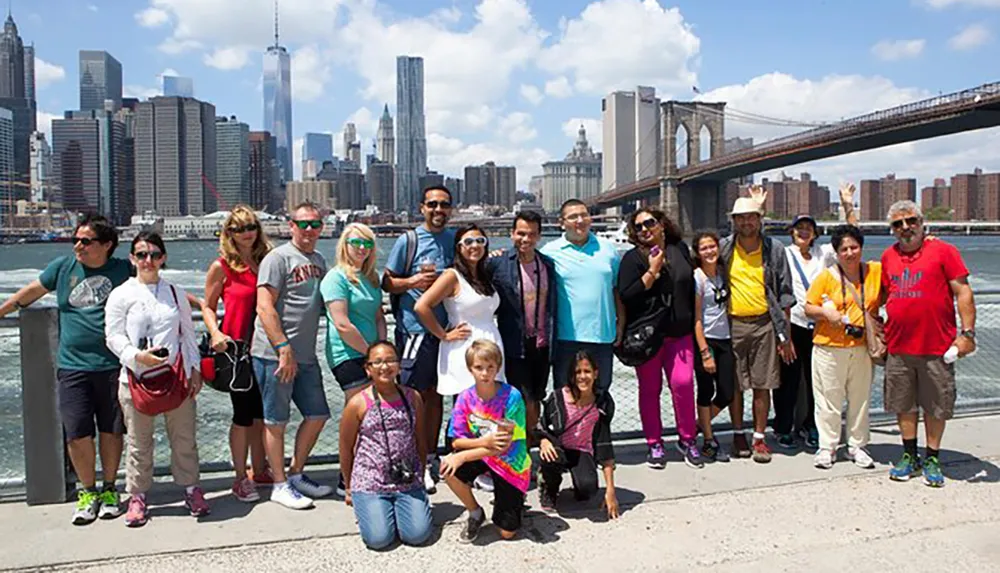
top-left (925, 206), bottom-right (952, 221)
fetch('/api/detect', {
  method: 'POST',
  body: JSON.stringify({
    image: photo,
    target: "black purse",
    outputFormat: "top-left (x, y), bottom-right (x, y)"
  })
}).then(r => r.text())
top-left (200, 335), bottom-right (254, 393)
top-left (615, 254), bottom-right (673, 367)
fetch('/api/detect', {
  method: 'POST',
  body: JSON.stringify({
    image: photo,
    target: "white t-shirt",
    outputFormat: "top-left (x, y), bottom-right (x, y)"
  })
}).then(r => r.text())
top-left (785, 243), bottom-right (836, 329)
top-left (694, 268), bottom-right (730, 340)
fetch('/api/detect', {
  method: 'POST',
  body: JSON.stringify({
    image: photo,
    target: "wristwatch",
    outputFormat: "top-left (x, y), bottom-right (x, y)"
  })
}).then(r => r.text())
top-left (960, 329), bottom-right (976, 340)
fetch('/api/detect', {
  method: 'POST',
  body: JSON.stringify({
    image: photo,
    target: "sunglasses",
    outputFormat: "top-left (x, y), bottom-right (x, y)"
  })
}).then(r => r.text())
top-left (229, 223), bottom-right (259, 234)
top-left (423, 200), bottom-right (452, 210)
top-left (367, 358), bottom-right (400, 367)
top-left (890, 216), bottom-right (921, 230)
top-left (73, 236), bottom-right (97, 246)
top-left (346, 237), bottom-right (375, 249)
top-left (637, 218), bottom-right (659, 231)
top-left (134, 251), bottom-right (164, 262)
top-left (461, 236), bottom-right (488, 247)
top-left (293, 220), bottom-right (324, 230)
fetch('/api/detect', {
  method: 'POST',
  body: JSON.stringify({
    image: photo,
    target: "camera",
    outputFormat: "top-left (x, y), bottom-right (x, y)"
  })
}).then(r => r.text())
top-left (389, 459), bottom-right (415, 484)
top-left (844, 324), bottom-right (865, 339)
top-left (714, 286), bottom-right (730, 305)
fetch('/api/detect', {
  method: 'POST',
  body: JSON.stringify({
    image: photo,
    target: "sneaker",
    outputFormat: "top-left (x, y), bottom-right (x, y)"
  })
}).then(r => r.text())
top-left (71, 489), bottom-right (100, 526)
top-left (848, 447), bottom-right (875, 469)
top-left (336, 473), bottom-right (347, 498)
top-left (271, 482), bottom-right (314, 510)
top-left (424, 465), bottom-right (438, 494)
top-left (124, 495), bottom-right (148, 528)
top-left (923, 456), bottom-right (945, 488)
top-left (646, 442), bottom-right (667, 469)
top-left (702, 438), bottom-right (730, 463)
top-left (474, 473), bottom-right (495, 492)
top-left (889, 453), bottom-right (922, 482)
top-left (97, 488), bottom-right (122, 519)
top-left (249, 465), bottom-right (275, 486)
top-left (288, 473), bottom-right (333, 498)
top-left (459, 508), bottom-right (486, 544)
top-left (539, 488), bottom-right (558, 514)
top-left (751, 438), bottom-right (772, 464)
top-left (232, 477), bottom-right (261, 503)
top-left (805, 428), bottom-right (820, 450)
top-left (776, 433), bottom-right (797, 450)
top-left (813, 448), bottom-right (835, 469)
top-left (184, 487), bottom-right (211, 517)
top-left (677, 441), bottom-right (705, 469)
top-left (732, 432), bottom-right (752, 458)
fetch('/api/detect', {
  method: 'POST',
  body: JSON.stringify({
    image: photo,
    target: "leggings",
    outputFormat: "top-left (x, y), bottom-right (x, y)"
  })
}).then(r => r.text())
top-left (539, 449), bottom-right (599, 501)
top-left (635, 334), bottom-right (697, 445)
top-left (694, 338), bottom-right (735, 409)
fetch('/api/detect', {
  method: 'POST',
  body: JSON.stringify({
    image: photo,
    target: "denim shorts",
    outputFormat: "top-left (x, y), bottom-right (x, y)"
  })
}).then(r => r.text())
top-left (253, 358), bottom-right (330, 425)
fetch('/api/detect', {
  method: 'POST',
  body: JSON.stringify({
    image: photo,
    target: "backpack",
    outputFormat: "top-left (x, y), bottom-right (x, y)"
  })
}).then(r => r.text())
top-left (388, 229), bottom-right (419, 333)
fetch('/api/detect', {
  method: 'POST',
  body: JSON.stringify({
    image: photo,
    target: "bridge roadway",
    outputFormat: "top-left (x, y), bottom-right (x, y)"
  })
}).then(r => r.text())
top-left (1, 413), bottom-right (998, 572)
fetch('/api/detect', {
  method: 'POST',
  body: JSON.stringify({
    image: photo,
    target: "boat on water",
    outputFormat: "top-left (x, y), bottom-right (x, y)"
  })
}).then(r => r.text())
top-left (597, 222), bottom-right (631, 249)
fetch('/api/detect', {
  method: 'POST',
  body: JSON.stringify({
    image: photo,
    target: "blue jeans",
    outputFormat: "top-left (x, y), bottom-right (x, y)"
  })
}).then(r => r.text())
top-left (252, 358), bottom-right (330, 425)
top-left (352, 487), bottom-right (433, 550)
top-left (552, 341), bottom-right (615, 395)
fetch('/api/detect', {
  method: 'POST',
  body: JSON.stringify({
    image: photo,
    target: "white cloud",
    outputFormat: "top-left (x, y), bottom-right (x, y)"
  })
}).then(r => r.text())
top-left (922, 0), bottom-right (1000, 8)
top-left (519, 84), bottom-right (543, 105)
top-left (136, 7), bottom-right (170, 27)
top-left (87, 4), bottom-right (99, 12)
top-left (203, 45), bottom-right (251, 70)
top-left (498, 112), bottom-right (537, 143)
top-left (871, 39), bottom-right (925, 61)
top-left (948, 24), bottom-right (992, 50)
top-left (537, 0), bottom-right (699, 96)
top-left (544, 76), bottom-right (573, 98)
top-left (34, 57), bottom-right (65, 89)
top-left (158, 37), bottom-right (202, 55)
top-left (124, 84), bottom-right (160, 99)
top-left (427, 132), bottom-right (550, 188)
top-left (35, 111), bottom-right (60, 138)
top-left (561, 118), bottom-right (603, 152)
top-left (290, 45), bottom-right (332, 102)
top-left (345, 106), bottom-right (378, 151)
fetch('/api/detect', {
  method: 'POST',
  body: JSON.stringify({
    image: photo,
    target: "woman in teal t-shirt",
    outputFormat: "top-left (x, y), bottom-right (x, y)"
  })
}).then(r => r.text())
top-left (320, 222), bottom-right (387, 496)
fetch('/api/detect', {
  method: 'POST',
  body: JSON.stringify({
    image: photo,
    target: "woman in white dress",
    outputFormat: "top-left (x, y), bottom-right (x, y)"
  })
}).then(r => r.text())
top-left (414, 224), bottom-right (505, 397)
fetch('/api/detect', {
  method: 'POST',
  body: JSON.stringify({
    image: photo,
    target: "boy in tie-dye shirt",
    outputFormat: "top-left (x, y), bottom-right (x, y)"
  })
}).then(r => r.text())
top-left (441, 340), bottom-right (530, 544)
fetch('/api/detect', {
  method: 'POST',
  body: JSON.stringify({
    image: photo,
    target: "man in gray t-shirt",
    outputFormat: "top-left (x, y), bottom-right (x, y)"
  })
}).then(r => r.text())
top-left (251, 202), bottom-right (334, 510)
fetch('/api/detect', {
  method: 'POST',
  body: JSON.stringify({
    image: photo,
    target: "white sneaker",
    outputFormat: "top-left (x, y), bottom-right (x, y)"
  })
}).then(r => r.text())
top-left (270, 483), bottom-right (314, 510)
top-left (424, 465), bottom-right (437, 494)
top-left (288, 473), bottom-right (333, 498)
top-left (848, 447), bottom-right (875, 469)
top-left (814, 448), bottom-right (835, 469)
top-left (474, 473), bottom-right (495, 492)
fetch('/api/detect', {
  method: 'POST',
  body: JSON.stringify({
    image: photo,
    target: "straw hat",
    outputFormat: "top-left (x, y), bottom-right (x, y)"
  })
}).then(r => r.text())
top-left (730, 197), bottom-right (763, 216)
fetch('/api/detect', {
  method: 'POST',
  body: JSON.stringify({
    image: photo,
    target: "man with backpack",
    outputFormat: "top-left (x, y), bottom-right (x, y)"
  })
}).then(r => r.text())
top-left (382, 185), bottom-right (456, 493)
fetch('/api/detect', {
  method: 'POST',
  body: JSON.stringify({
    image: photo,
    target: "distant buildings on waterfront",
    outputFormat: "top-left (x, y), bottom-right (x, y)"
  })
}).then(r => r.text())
top-left (541, 125), bottom-right (601, 213)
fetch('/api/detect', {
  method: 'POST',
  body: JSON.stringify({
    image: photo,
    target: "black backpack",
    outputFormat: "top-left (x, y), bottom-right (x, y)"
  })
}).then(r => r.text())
top-left (388, 229), bottom-right (418, 333)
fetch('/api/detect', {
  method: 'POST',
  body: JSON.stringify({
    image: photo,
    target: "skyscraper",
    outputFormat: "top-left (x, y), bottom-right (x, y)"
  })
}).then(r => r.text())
top-left (396, 55), bottom-right (426, 213)
top-left (79, 50), bottom-right (123, 112)
top-left (0, 108), bottom-right (13, 213)
top-left (0, 15), bottom-right (26, 99)
top-left (216, 116), bottom-right (250, 209)
top-left (162, 75), bottom-right (194, 98)
top-left (343, 123), bottom-right (357, 162)
top-left (377, 104), bottom-right (394, 166)
top-left (22, 44), bottom-right (32, 102)
top-left (601, 86), bottom-right (660, 192)
top-left (464, 162), bottom-right (516, 208)
top-left (51, 108), bottom-right (126, 216)
top-left (114, 99), bottom-right (138, 225)
top-left (303, 132), bottom-right (333, 164)
top-left (249, 131), bottom-right (280, 211)
top-left (367, 161), bottom-right (394, 213)
top-left (135, 96), bottom-right (217, 216)
top-left (263, 2), bottom-right (292, 183)
top-left (542, 125), bottom-right (602, 213)
top-left (28, 130), bottom-right (50, 203)
top-left (0, 13), bottom-right (35, 208)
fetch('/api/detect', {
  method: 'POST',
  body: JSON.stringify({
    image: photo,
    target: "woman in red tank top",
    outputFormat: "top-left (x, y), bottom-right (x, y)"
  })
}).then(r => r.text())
top-left (203, 205), bottom-right (274, 502)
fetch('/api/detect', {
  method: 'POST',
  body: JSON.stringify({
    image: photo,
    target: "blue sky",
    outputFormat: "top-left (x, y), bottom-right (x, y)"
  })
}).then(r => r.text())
top-left (22, 0), bottom-right (1000, 188)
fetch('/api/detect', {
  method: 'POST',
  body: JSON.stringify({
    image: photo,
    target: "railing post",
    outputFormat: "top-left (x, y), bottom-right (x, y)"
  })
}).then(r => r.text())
top-left (19, 307), bottom-right (70, 505)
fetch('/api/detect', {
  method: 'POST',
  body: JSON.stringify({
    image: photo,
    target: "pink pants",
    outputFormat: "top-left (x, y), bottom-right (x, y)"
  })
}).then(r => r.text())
top-left (635, 334), bottom-right (697, 445)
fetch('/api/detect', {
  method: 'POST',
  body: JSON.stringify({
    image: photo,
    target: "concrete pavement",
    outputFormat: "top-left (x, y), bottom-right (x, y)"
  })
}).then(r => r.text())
top-left (1, 414), bottom-right (998, 572)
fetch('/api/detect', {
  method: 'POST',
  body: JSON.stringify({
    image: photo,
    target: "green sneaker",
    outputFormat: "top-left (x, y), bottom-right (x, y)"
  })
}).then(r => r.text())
top-left (98, 488), bottom-right (122, 519)
top-left (923, 456), bottom-right (945, 488)
top-left (72, 490), bottom-right (100, 526)
top-left (889, 452), bottom-right (922, 482)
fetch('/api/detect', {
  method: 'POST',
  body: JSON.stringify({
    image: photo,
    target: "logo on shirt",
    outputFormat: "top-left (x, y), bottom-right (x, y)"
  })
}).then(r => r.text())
top-left (889, 268), bottom-right (924, 299)
top-left (67, 275), bottom-right (114, 308)
top-left (289, 264), bottom-right (324, 284)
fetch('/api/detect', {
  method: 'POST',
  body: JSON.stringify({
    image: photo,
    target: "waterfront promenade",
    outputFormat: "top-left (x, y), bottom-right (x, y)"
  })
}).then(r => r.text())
top-left (2, 413), bottom-right (998, 572)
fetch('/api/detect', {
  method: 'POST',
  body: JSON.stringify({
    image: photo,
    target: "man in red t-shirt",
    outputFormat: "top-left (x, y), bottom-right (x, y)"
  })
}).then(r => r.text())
top-left (880, 200), bottom-right (976, 488)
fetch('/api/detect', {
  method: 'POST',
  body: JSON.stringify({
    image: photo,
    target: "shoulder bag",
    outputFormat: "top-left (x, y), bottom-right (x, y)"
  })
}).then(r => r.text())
top-left (839, 263), bottom-right (887, 366)
top-left (127, 285), bottom-right (190, 415)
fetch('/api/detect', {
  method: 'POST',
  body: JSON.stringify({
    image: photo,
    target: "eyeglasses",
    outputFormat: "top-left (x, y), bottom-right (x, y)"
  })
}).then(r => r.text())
top-left (461, 236), bottom-right (488, 247)
top-left (134, 251), bottom-right (164, 261)
top-left (424, 200), bottom-right (452, 210)
top-left (637, 218), bottom-right (659, 231)
top-left (890, 216), bottom-right (921, 230)
top-left (293, 220), bottom-right (324, 230)
top-left (73, 236), bottom-right (96, 246)
top-left (346, 237), bottom-right (374, 249)
top-left (367, 359), bottom-right (400, 367)
top-left (228, 223), bottom-right (259, 234)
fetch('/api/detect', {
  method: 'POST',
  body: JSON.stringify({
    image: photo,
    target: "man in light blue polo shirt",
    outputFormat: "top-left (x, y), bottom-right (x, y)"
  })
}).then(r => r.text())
top-left (541, 199), bottom-right (624, 394)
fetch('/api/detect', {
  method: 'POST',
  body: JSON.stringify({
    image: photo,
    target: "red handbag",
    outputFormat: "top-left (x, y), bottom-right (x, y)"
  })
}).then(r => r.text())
top-left (127, 285), bottom-right (190, 416)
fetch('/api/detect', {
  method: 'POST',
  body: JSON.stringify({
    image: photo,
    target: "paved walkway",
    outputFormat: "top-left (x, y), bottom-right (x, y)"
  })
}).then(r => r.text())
top-left (2, 414), bottom-right (999, 572)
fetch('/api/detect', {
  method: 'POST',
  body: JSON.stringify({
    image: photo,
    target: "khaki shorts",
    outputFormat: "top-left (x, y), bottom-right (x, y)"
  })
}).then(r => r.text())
top-left (731, 314), bottom-right (781, 391)
top-left (884, 354), bottom-right (956, 420)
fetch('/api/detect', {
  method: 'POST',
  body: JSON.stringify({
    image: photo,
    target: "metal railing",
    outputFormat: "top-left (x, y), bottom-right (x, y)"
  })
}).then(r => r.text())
top-left (2, 291), bottom-right (1000, 503)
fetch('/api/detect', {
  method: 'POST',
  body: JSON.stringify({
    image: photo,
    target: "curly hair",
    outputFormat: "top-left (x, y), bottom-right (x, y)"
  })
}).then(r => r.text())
top-left (336, 222), bottom-right (379, 287)
top-left (219, 205), bottom-right (272, 271)
top-left (691, 230), bottom-right (720, 268)
top-left (453, 224), bottom-right (495, 297)
top-left (626, 208), bottom-right (682, 246)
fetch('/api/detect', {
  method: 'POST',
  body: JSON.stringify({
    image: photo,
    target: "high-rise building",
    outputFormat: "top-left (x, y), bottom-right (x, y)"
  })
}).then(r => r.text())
top-left (51, 108), bottom-right (126, 217)
top-left (334, 163), bottom-right (364, 210)
top-left (396, 55), bottom-right (426, 213)
top-left (445, 176), bottom-right (463, 205)
top-left (79, 50), bottom-right (123, 112)
top-left (114, 99), bottom-right (138, 225)
top-left (921, 178), bottom-right (951, 214)
top-left (263, 4), bottom-right (292, 183)
top-left (135, 96), bottom-right (217, 216)
top-left (0, 14), bottom-right (26, 99)
top-left (0, 108), bottom-right (13, 214)
top-left (28, 131), bottom-right (50, 203)
top-left (542, 124), bottom-right (602, 213)
top-left (22, 44), bottom-right (32, 102)
top-left (216, 116), bottom-right (250, 209)
top-left (285, 180), bottom-right (335, 212)
top-left (367, 160), bottom-right (394, 213)
top-left (950, 169), bottom-right (982, 222)
top-left (464, 162), bottom-right (516, 208)
top-left (302, 132), bottom-right (333, 178)
top-left (601, 86), bottom-right (660, 192)
top-left (377, 104), bottom-right (394, 166)
top-left (343, 122), bottom-right (357, 162)
top-left (0, 13), bottom-right (34, 205)
top-left (860, 174), bottom-right (917, 221)
top-left (418, 170), bottom-right (444, 195)
top-left (162, 75), bottom-right (194, 98)
top-left (760, 172), bottom-right (829, 219)
top-left (249, 130), bottom-right (280, 211)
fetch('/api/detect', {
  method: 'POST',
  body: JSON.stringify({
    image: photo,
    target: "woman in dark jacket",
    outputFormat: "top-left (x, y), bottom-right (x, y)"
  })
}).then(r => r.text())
top-left (616, 208), bottom-right (702, 470)
top-left (535, 351), bottom-right (619, 520)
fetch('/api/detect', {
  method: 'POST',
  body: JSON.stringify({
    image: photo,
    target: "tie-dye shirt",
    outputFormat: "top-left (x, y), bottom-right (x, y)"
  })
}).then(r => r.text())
top-left (448, 382), bottom-right (531, 493)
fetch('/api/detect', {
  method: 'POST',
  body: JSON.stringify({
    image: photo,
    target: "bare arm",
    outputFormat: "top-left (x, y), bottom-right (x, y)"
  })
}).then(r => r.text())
top-left (381, 270), bottom-right (412, 295)
top-left (951, 276), bottom-right (976, 331)
top-left (693, 291), bottom-right (710, 353)
top-left (256, 285), bottom-right (287, 347)
top-left (0, 280), bottom-right (49, 318)
top-left (451, 436), bottom-right (493, 452)
top-left (375, 303), bottom-right (387, 341)
top-left (614, 290), bottom-right (626, 343)
top-left (328, 300), bottom-right (371, 355)
top-left (413, 270), bottom-right (459, 341)
top-left (412, 391), bottom-right (427, 463)
top-left (201, 261), bottom-right (226, 341)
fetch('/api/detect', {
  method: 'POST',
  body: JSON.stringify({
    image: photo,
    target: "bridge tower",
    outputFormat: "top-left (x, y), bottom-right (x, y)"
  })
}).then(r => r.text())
top-left (660, 101), bottom-right (728, 233)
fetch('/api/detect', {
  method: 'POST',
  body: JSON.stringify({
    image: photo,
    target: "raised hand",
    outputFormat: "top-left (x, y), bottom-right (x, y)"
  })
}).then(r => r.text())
top-left (748, 184), bottom-right (767, 208)
top-left (839, 182), bottom-right (856, 206)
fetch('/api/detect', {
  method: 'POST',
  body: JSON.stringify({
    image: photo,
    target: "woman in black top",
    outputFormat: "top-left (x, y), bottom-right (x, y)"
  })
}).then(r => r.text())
top-left (616, 208), bottom-right (702, 470)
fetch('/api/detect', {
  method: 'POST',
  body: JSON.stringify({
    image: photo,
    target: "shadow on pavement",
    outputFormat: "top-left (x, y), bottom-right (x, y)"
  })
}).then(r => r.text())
top-left (868, 443), bottom-right (1000, 483)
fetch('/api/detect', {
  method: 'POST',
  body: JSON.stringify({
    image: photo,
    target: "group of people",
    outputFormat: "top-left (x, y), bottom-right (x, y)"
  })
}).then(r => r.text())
top-left (0, 181), bottom-right (976, 549)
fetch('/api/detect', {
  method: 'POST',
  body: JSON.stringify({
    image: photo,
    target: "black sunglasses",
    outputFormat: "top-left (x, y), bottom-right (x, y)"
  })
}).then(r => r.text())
top-left (424, 200), bottom-right (452, 210)
top-left (134, 251), bottom-right (164, 261)
top-left (229, 223), bottom-right (260, 234)
top-left (637, 218), bottom-right (659, 231)
top-left (890, 216), bottom-right (921, 230)
top-left (73, 236), bottom-right (97, 246)
top-left (293, 220), bottom-right (323, 230)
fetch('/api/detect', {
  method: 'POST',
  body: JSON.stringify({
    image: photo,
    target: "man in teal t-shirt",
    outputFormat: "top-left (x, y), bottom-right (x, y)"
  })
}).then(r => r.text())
top-left (0, 215), bottom-right (131, 525)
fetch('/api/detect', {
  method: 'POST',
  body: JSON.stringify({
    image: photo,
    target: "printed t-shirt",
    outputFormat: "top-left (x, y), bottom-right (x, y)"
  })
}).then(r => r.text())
top-left (694, 268), bottom-right (730, 340)
top-left (519, 258), bottom-right (548, 346)
top-left (806, 262), bottom-right (882, 348)
top-left (729, 241), bottom-right (768, 317)
top-left (559, 387), bottom-right (599, 455)
top-left (448, 382), bottom-right (531, 493)
top-left (320, 266), bottom-right (382, 368)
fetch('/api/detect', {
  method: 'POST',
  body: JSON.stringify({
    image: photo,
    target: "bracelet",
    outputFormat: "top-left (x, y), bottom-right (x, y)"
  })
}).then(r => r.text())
top-left (12, 299), bottom-right (25, 310)
top-left (274, 340), bottom-right (290, 351)
top-left (700, 348), bottom-right (712, 356)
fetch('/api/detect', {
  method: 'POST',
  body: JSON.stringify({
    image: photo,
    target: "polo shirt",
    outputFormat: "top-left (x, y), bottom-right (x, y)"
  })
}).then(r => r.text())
top-left (540, 233), bottom-right (621, 344)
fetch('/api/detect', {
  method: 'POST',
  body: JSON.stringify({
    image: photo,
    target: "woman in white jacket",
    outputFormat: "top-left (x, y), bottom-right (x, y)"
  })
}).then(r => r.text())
top-left (105, 232), bottom-right (208, 527)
